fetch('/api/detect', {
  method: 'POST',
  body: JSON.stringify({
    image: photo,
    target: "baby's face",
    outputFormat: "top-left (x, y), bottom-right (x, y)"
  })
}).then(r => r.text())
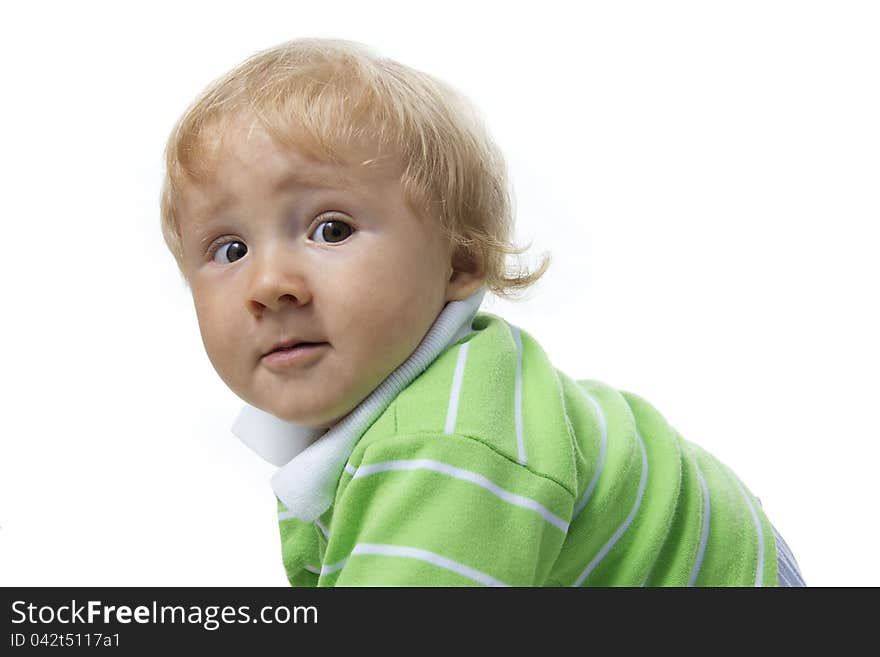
top-left (177, 121), bottom-right (469, 428)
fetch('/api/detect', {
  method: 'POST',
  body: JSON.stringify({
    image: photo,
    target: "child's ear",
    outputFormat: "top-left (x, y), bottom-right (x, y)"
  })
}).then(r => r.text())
top-left (445, 243), bottom-right (486, 301)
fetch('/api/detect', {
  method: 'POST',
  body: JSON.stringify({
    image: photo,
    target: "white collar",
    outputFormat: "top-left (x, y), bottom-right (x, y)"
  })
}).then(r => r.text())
top-left (231, 287), bottom-right (486, 522)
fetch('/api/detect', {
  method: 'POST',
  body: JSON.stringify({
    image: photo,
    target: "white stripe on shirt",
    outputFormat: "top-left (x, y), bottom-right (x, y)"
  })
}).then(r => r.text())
top-left (574, 427), bottom-right (649, 586)
top-left (315, 518), bottom-right (330, 540)
top-left (574, 390), bottom-right (608, 519)
top-left (351, 543), bottom-right (511, 587)
top-left (444, 343), bottom-right (470, 434)
top-left (729, 470), bottom-right (765, 586)
top-left (688, 463), bottom-right (712, 586)
top-left (320, 558), bottom-right (348, 576)
top-left (353, 458), bottom-right (568, 532)
top-left (509, 324), bottom-right (527, 465)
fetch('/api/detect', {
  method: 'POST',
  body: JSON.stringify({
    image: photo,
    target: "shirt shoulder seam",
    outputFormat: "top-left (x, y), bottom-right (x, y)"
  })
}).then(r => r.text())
top-left (358, 429), bottom-right (576, 500)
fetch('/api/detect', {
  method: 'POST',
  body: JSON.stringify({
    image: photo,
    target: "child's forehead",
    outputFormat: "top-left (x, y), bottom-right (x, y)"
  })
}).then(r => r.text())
top-left (205, 118), bottom-right (403, 191)
top-left (178, 121), bottom-right (406, 223)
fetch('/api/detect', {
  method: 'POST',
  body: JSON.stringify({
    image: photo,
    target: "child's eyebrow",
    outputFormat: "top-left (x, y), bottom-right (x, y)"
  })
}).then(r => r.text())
top-left (193, 196), bottom-right (234, 223)
top-left (184, 214), bottom-right (233, 246)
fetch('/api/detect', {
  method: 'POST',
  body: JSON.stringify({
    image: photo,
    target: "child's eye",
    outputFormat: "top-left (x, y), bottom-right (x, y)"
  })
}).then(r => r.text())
top-left (212, 240), bottom-right (248, 264)
top-left (310, 219), bottom-right (353, 244)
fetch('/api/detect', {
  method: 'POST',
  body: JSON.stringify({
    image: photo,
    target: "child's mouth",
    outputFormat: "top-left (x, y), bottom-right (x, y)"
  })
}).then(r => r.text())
top-left (262, 342), bottom-right (329, 368)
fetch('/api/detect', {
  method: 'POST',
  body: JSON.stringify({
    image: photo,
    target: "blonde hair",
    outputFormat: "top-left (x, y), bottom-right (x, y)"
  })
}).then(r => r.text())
top-left (160, 37), bottom-right (548, 297)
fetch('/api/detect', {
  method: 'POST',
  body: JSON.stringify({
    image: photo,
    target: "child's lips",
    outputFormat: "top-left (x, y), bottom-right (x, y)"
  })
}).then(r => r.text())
top-left (261, 342), bottom-right (329, 369)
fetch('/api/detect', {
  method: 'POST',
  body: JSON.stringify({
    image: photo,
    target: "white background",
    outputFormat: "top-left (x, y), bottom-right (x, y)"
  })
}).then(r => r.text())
top-left (1, 0), bottom-right (877, 587)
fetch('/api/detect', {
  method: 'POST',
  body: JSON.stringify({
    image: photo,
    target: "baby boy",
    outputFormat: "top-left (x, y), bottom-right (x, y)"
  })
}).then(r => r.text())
top-left (160, 38), bottom-right (805, 586)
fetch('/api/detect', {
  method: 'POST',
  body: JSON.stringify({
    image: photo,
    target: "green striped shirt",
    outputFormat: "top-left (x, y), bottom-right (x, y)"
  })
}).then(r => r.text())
top-left (276, 313), bottom-right (778, 586)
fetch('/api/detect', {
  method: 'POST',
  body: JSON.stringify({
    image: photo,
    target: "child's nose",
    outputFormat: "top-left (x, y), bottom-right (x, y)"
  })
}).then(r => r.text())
top-left (245, 250), bottom-right (312, 315)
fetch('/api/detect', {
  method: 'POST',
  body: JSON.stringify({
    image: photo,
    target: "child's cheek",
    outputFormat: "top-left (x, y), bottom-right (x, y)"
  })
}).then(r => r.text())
top-left (192, 293), bottom-right (240, 381)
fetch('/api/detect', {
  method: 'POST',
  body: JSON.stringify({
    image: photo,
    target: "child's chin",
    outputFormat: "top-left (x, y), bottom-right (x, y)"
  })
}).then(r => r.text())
top-left (272, 405), bottom-right (349, 430)
top-left (249, 385), bottom-right (363, 427)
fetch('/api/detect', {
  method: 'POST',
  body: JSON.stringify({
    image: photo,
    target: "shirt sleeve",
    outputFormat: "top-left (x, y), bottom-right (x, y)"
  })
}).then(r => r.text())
top-left (319, 432), bottom-right (575, 586)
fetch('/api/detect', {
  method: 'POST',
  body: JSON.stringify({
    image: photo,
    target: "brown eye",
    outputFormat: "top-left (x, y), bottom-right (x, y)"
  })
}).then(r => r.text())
top-left (310, 220), bottom-right (353, 244)
top-left (212, 240), bottom-right (248, 264)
